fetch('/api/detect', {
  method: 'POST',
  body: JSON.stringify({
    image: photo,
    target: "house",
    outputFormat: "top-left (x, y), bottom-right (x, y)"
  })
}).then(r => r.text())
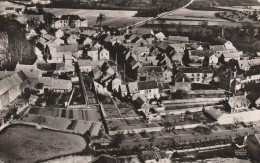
top-left (88, 47), bottom-right (99, 60)
top-left (110, 35), bottom-right (125, 45)
top-left (119, 84), bottom-right (128, 97)
top-left (63, 52), bottom-right (73, 65)
top-left (210, 45), bottom-right (226, 52)
top-left (222, 52), bottom-right (242, 62)
top-left (55, 29), bottom-right (65, 38)
top-left (3, 7), bottom-right (24, 15)
top-left (75, 19), bottom-right (88, 27)
top-left (37, 63), bottom-right (74, 75)
top-left (29, 95), bottom-right (38, 106)
top-left (81, 29), bottom-right (97, 37)
top-left (111, 78), bottom-right (122, 92)
top-left (169, 43), bottom-right (186, 54)
top-left (224, 41), bottom-right (237, 51)
top-left (162, 67), bottom-right (173, 83)
top-left (219, 70), bottom-right (242, 93)
top-left (155, 32), bottom-right (166, 41)
top-left (138, 81), bottom-right (159, 99)
top-left (165, 36), bottom-right (189, 43)
top-left (179, 67), bottom-right (214, 84)
top-left (131, 28), bottom-right (154, 37)
top-left (67, 34), bottom-right (79, 45)
top-left (137, 66), bottom-right (163, 82)
top-left (0, 71), bottom-right (28, 110)
top-left (98, 48), bottom-right (110, 60)
top-left (83, 37), bottom-right (93, 46)
top-left (52, 19), bottom-right (69, 28)
top-left (238, 58), bottom-right (260, 71)
top-left (127, 82), bottom-right (139, 96)
top-left (174, 73), bottom-right (192, 92)
top-left (226, 96), bottom-right (250, 113)
top-left (15, 63), bottom-right (42, 81)
top-left (78, 60), bottom-right (104, 72)
top-left (39, 77), bottom-right (72, 92)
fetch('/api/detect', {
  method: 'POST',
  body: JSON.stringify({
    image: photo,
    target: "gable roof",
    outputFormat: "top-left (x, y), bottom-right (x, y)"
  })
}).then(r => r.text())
top-left (127, 82), bottom-right (139, 94)
top-left (0, 70), bottom-right (27, 96)
top-left (138, 66), bottom-right (163, 73)
top-left (175, 73), bottom-right (191, 82)
top-left (15, 64), bottom-right (42, 79)
top-left (138, 81), bottom-right (158, 90)
top-left (168, 36), bottom-right (189, 42)
top-left (210, 45), bottom-right (226, 52)
top-left (78, 60), bottom-right (104, 67)
top-left (190, 50), bottom-right (214, 57)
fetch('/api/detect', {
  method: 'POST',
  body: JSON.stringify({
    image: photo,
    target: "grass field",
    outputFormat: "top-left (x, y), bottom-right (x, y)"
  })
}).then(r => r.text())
top-left (0, 124), bottom-right (86, 163)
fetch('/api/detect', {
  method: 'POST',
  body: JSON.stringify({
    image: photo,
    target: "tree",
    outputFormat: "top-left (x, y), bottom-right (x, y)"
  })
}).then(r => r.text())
top-left (96, 13), bottom-right (106, 28)
top-left (158, 18), bottom-right (166, 32)
top-left (172, 89), bottom-right (188, 99)
top-left (199, 21), bottom-right (208, 28)
top-left (233, 118), bottom-right (240, 132)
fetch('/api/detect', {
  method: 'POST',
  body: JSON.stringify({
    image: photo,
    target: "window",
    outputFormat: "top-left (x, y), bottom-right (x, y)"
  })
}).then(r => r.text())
top-left (165, 77), bottom-right (167, 80)
top-left (192, 74), bottom-right (194, 77)
top-left (149, 89), bottom-right (151, 93)
top-left (197, 78), bottom-right (200, 81)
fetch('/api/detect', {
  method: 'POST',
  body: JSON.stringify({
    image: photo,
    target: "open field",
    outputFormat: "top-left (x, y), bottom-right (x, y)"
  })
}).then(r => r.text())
top-left (0, 1), bottom-right (25, 13)
top-left (42, 8), bottom-right (147, 27)
top-left (190, 0), bottom-right (260, 6)
top-left (0, 124), bottom-right (86, 163)
top-left (43, 8), bottom-right (137, 18)
top-left (166, 8), bottom-right (220, 18)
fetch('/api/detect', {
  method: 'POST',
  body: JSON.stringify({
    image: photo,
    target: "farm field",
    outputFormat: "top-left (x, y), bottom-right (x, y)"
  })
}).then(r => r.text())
top-left (190, 0), bottom-right (260, 6)
top-left (0, 124), bottom-right (86, 163)
top-left (0, 1), bottom-right (25, 13)
top-left (165, 8), bottom-right (221, 19)
top-left (43, 8), bottom-right (147, 27)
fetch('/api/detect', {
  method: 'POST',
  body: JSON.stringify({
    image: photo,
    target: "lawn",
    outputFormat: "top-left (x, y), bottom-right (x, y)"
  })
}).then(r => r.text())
top-left (0, 124), bottom-right (86, 163)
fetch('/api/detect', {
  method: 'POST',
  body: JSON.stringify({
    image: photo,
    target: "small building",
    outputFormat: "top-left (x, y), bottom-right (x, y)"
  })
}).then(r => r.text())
top-left (98, 48), bottom-right (110, 60)
top-left (119, 84), bottom-right (128, 97)
top-left (29, 95), bottom-right (39, 106)
top-left (78, 60), bottom-right (104, 72)
top-left (138, 81), bottom-right (159, 99)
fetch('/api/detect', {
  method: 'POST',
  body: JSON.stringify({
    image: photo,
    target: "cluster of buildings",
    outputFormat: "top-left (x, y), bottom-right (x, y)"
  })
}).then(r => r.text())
top-left (1, 8), bottom-right (260, 161)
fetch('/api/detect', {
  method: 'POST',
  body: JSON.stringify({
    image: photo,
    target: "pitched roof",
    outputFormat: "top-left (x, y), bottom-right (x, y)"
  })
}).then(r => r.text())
top-left (138, 81), bottom-right (158, 90)
top-left (168, 36), bottom-right (189, 42)
top-left (127, 82), bottom-right (139, 94)
top-left (15, 64), bottom-right (42, 79)
top-left (78, 60), bottom-right (104, 67)
top-left (60, 14), bottom-right (81, 20)
top-left (0, 70), bottom-right (27, 96)
top-left (210, 45), bottom-right (226, 52)
top-left (175, 73), bottom-right (191, 82)
top-left (138, 66), bottom-right (163, 73)
top-left (190, 50), bottom-right (214, 57)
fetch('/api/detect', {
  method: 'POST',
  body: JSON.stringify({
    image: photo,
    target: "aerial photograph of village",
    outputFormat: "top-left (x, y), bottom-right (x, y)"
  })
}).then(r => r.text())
top-left (2, 0), bottom-right (260, 162)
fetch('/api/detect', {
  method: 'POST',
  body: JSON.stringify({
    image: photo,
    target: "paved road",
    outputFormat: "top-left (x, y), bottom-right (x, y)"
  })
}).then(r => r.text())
top-left (123, 0), bottom-right (194, 29)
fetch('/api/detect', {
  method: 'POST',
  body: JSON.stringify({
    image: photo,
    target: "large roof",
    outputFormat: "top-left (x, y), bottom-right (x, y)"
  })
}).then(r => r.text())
top-left (0, 70), bottom-right (27, 96)
top-left (138, 81), bottom-right (158, 90)
top-left (138, 66), bottom-right (163, 73)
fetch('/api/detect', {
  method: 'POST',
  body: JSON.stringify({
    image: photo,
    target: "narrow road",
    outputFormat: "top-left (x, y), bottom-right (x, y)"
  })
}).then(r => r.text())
top-left (123, 0), bottom-right (194, 29)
